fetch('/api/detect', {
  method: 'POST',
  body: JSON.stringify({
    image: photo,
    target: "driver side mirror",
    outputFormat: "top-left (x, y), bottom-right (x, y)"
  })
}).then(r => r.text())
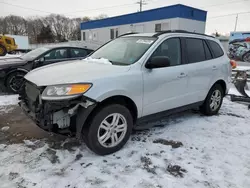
top-left (146, 56), bottom-right (171, 69)
top-left (35, 57), bottom-right (45, 63)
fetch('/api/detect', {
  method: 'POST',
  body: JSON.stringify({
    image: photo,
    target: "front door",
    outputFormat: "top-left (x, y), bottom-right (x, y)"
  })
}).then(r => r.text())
top-left (142, 37), bottom-right (189, 116)
top-left (35, 48), bottom-right (69, 68)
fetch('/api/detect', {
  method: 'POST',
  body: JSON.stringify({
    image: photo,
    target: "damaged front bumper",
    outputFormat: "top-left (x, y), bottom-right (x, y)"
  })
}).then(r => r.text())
top-left (18, 82), bottom-right (97, 138)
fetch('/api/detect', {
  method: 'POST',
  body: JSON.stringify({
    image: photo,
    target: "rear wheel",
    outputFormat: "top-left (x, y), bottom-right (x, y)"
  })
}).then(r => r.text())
top-left (82, 104), bottom-right (133, 155)
top-left (0, 44), bottom-right (7, 56)
top-left (200, 84), bottom-right (224, 116)
top-left (6, 71), bottom-right (26, 93)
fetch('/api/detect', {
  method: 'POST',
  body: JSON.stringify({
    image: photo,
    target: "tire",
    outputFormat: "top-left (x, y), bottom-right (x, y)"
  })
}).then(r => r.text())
top-left (6, 71), bottom-right (26, 93)
top-left (242, 52), bottom-right (250, 62)
top-left (0, 44), bottom-right (7, 56)
top-left (82, 104), bottom-right (133, 155)
top-left (200, 84), bottom-right (224, 116)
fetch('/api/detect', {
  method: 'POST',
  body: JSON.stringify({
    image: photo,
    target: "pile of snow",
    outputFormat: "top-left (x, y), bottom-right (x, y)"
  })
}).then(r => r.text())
top-left (0, 95), bottom-right (19, 106)
top-left (0, 98), bottom-right (250, 188)
top-left (229, 83), bottom-right (250, 96)
top-left (0, 95), bottom-right (19, 114)
top-left (84, 57), bottom-right (112, 65)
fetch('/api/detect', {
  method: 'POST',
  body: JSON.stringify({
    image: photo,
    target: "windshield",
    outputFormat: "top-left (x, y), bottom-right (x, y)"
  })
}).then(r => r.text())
top-left (90, 37), bottom-right (156, 65)
top-left (21, 47), bottom-right (49, 61)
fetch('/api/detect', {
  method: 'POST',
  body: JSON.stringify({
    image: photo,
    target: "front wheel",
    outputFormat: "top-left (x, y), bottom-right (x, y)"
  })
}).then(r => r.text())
top-left (83, 104), bottom-right (133, 155)
top-left (6, 71), bottom-right (26, 93)
top-left (200, 84), bottom-right (224, 116)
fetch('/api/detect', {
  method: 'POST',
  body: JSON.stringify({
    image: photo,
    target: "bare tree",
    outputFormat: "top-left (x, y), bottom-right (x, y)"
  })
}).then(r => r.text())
top-left (94, 14), bottom-right (108, 20)
top-left (1, 14), bottom-right (93, 43)
top-left (26, 17), bottom-right (44, 43)
top-left (3, 15), bottom-right (27, 35)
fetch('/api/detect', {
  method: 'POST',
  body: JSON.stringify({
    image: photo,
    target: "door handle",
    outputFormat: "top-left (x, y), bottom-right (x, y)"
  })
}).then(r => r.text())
top-left (212, 66), bottom-right (218, 70)
top-left (178, 72), bottom-right (187, 78)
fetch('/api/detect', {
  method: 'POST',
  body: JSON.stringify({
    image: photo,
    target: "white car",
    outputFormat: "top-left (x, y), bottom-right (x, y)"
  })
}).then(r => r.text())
top-left (19, 30), bottom-right (232, 155)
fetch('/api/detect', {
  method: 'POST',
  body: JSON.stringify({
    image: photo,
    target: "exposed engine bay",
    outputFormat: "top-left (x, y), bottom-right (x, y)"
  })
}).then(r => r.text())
top-left (18, 81), bottom-right (96, 136)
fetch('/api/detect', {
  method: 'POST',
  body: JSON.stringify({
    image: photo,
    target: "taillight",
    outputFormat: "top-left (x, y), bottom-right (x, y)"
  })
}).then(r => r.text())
top-left (230, 60), bottom-right (237, 69)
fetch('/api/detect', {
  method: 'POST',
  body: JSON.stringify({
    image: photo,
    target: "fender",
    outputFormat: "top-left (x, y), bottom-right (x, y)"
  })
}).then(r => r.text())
top-left (4, 68), bottom-right (29, 85)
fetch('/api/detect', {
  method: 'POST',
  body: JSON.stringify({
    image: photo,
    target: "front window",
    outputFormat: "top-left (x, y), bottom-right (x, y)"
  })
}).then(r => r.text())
top-left (90, 37), bottom-right (157, 65)
top-left (21, 47), bottom-right (49, 61)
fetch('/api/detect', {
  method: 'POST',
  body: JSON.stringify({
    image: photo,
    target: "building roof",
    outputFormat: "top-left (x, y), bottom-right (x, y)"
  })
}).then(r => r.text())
top-left (81, 4), bottom-right (207, 30)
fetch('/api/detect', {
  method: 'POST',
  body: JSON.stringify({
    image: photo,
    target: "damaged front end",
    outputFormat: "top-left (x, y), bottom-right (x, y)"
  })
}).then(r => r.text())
top-left (18, 81), bottom-right (97, 138)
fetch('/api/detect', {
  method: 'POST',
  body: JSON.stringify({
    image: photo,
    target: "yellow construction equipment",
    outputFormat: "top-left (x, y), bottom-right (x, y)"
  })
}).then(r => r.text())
top-left (0, 34), bottom-right (18, 56)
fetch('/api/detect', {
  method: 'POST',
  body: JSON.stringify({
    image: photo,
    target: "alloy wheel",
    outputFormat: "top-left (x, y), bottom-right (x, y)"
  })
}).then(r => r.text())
top-left (97, 113), bottom-right (128, 148)
top-left (210, 90), bottom-right (222, 111)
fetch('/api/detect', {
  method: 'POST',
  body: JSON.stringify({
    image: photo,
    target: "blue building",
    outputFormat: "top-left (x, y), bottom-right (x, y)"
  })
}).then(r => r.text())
top-left (80, 4), bottom-right (207, 48)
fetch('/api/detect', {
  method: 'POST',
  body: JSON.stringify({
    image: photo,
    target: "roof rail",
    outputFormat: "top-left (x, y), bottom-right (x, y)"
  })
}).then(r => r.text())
top-left (118, 32), bottom-right (138, 37)
top-left (153, 30), bottom-right (215, 38)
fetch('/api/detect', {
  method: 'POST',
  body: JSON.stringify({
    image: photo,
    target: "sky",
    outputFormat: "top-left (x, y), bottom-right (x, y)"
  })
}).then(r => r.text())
top-left (1, 0), bottom-right (250, 34)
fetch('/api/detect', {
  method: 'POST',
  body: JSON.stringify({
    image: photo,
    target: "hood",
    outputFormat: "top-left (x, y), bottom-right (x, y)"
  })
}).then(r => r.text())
top-left (0, 57), bottom-right (27, 68)
top-left (25, 59), bottom-right (131, 86)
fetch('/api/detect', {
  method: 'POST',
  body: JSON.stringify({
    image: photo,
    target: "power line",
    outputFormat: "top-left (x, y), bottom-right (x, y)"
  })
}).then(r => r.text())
top-left (201, 0), bottom-right (250, 8)
top-left (208, 11), bottom-right (250, 19)
top-left (0, 1), bottom-right (55, 14)
top-left (63, 3), bottom-right (135, 14)
top-left (0, 1), bottom-right (77, 17)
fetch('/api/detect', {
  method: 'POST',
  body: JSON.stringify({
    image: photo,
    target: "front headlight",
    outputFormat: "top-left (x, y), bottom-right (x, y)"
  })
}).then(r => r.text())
top-left (41, 83), bottom-right (92, 100)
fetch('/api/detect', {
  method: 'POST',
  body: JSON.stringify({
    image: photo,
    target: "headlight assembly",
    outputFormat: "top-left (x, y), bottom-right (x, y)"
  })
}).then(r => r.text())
top-left (42, 83), bottom-right (92, 100)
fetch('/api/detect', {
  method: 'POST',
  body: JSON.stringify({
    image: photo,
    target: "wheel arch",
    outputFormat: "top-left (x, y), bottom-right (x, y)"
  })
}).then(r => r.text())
top-left (4, 68), bottom-right (28, 85)
top-left (211, 79), bottom-right (227, 96)
top-left (76, 94), bottom-right (138, 139)
top-left (94, 95), bottom-right (138, 124)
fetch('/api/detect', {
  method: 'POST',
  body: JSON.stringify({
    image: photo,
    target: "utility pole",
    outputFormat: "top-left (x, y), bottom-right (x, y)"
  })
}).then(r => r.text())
top-left (234, 14), bottom-right (238, 31)
top-left (136, 0), bottom-right (147, 12)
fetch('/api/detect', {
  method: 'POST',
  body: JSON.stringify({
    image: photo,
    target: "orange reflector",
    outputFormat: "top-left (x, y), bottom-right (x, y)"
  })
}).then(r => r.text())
top-left (67, 84), bottom-right (92, 95)
top-left (230, 60), bottom-right (237, 69)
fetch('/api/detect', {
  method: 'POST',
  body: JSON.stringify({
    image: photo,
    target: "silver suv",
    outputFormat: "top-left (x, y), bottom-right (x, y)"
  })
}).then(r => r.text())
top-left (19, 31), bottom-right (231, 155)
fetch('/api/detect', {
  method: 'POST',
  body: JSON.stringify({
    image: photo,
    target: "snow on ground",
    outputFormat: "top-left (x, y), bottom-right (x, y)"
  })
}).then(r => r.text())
top-left (0, 96), bottom-right (250, 188)
top-left (0, 95), bottom-right (19, 106)
top-left (229, 83), bottom-right (250, 96)
top-left (0, 95), bottom-right (19, 114)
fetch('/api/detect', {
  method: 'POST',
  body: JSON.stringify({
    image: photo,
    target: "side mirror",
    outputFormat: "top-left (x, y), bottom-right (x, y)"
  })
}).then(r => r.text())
top-left (35, 57), bottom-right (45, 63)
top-left (146, 56), bottom-right (171, 69)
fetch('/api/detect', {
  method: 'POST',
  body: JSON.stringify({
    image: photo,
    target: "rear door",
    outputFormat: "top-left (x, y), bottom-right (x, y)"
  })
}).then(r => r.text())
top-left (183, 37), bottom-right (216, 103)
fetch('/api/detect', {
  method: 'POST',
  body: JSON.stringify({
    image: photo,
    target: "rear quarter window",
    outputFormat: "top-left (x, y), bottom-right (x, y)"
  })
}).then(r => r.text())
top-left (207, 40), bottom-right (224, 58)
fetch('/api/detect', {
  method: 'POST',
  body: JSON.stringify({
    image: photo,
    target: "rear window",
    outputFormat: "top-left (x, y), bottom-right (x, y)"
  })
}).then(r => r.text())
top-left (207, 40), bottom-right (224, 58)
top-left (186, 38), bottom-right (206, 63)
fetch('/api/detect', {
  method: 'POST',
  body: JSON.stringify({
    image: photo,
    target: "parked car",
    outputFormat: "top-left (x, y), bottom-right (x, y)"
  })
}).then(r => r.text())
top-left (19, 31), bottom-right (231, 155)
top-left (228, 39), bottom-right (250, 62)
top-left (0, 46), bottom-right (93, 93)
